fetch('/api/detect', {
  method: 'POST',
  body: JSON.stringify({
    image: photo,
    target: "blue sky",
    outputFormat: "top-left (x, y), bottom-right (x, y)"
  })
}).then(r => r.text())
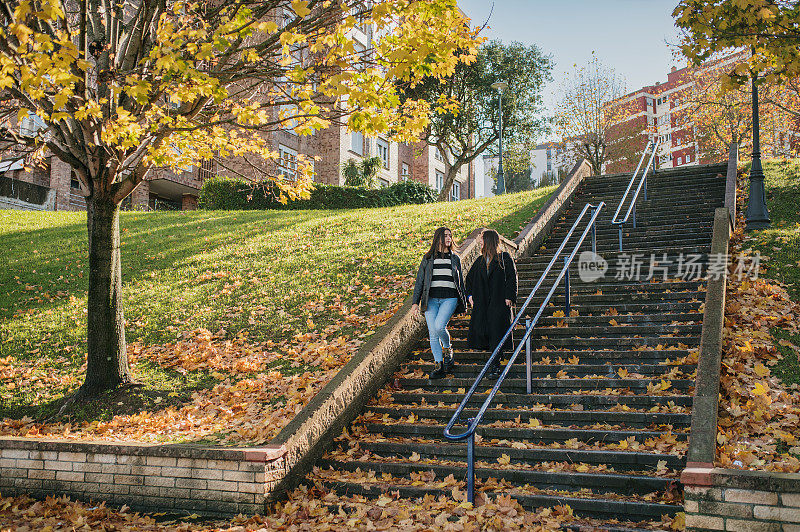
top-left (458, 0), bottom-right (684, 121)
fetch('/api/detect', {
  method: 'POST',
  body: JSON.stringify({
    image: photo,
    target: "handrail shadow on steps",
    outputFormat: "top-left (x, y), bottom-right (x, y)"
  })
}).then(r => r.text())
top-left (443, 201), bottom-right (605, 503)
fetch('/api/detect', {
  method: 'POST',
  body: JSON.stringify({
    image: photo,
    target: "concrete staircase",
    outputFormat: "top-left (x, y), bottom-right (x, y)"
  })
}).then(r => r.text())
top-left (309, 163), bottom-right (726, 528)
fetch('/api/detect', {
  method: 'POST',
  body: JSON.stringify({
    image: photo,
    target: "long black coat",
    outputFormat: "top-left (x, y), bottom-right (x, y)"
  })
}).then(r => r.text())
top-left (466, 252), bottom-right (518, 352)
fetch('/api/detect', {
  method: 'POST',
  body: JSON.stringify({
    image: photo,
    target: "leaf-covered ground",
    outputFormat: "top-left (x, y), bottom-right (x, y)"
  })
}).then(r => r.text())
top-left (716, 159), bottom-right (800, 472)
top-left (0, 187), bottom-right (555, 444)
top-left (0, 487), bottom-right (683, 531)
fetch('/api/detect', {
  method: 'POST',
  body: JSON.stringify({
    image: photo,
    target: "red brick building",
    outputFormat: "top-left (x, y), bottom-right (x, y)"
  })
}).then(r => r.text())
top-left (605, 51), bottom-right (750, 174)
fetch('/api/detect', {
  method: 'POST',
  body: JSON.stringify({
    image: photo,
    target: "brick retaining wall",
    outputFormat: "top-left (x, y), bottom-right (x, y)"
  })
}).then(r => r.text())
top-left (0, 437), bottom-right (286, 515)
top-left (683, 466), bottom-right (800, 531)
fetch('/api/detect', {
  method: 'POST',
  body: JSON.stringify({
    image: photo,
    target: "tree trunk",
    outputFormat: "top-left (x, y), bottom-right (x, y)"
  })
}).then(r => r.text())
top-left (437, 163), bottom-right (463, 201)
top-left (79, 194), bottom-right (132, 396)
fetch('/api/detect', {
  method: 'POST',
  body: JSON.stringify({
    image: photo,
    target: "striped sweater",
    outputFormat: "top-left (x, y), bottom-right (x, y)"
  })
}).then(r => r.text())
top-left (429, 253), bottom-right (459, 299)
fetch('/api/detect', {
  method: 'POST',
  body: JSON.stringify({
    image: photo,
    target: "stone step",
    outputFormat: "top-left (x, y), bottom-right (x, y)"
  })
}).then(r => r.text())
top-left (514, 301), bottom-right (703, 316)
top-left (452, 311), bottom-right (702, 327)
top-left (361, 423), bottom-right (688, 445)
top-left (396, 376), bottom-right (694, 394)
top-left (385, 391), bottom-right (694, 410)
top-left (318, 459), bottom-right (677, 497)
top-left (404, 362), bottom-right (695, 380)
top-left (434, 349), bottom-right (694, 365)
top-left (518, 250), bottom-right (711, 267)
top-left (315, 478), bottom-right (683, 520)
top-left (440, 325), bottom-right (700, 342)
top-left (538, 237), bottom-right (713, 253)
top-left (545, 224), bottom-right (715, 240)
top-left (364, 406), bottom-right (692, 429)
top-left (343, 439), bottom-right (686, 472)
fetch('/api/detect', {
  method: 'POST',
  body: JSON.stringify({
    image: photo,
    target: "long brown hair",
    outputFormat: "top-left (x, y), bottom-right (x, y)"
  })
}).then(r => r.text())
top-left (481, 229), bottom-right (501, 267)
top-left (424, 227), bottom-right (454, 259)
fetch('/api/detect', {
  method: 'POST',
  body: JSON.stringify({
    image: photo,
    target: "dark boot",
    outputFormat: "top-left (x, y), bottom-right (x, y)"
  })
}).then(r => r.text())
top-left (429, 362), bottom-right (446, 380)
top-left (442, 347), bottom-right (455, 374)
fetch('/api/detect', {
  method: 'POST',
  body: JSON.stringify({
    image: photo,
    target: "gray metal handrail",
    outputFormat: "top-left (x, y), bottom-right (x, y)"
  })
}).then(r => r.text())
top-left (443, 202), bottom-right (605, 503)
top-left (611, 138), bottom-right (661, 251)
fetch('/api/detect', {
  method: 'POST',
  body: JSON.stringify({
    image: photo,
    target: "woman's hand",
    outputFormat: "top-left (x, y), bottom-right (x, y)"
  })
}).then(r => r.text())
top-left (468, 296), bottom-right (473, 307)
top-left (411, 303), bottom-right (420, 317)
top-left (505, 299), bottom-right (513, 307)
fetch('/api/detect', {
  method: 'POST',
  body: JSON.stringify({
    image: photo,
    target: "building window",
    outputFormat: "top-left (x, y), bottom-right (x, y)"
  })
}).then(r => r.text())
top-left (401, 163), bottom-right (410, 181)
top-left (280, 104), bottom-right (299, 133)
top-left (677, 156), bottom-right (683, 165)
top-left (434, 148), bottom-right (445, 162)
top-left (450, 181), bottom-right (460, 201)
top-left (278, 144), bottom-right (298, 179)
top-left (199, 158), bottom-right (215, 181)
top-left (435, 170), bottom-right (444, 192)
top-left (351, 131), bottom-right (363, 155)
top-left (19, 111), bottom-right (46, 138)
top-left (377, 138), bottom-right (389, 169)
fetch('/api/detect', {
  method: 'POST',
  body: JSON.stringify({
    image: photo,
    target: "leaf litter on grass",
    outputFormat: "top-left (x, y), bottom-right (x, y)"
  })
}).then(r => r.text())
top-left (1, 189), bottom-right (556, 443)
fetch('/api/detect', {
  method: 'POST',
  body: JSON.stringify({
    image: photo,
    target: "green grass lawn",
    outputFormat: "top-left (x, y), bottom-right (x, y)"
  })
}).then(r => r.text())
top-left (0, 186), bottom-right (555, 441)
top-left (742, 158), bottom-right (800, 387)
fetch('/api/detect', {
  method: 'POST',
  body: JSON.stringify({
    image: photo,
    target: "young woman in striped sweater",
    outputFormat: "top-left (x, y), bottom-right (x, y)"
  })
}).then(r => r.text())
top-left (411, 227), bottom-right (467, 379)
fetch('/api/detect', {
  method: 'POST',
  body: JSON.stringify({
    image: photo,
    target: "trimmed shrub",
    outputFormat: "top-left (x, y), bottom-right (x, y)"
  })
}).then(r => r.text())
top-left (199, 177), bottom-right (437, 210)
top-left (198, 177), bottom-right (285, 210)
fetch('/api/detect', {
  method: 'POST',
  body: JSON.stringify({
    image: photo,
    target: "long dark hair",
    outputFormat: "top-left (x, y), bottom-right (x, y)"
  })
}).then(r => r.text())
top-left (424, 227), bottom-right (454, 259)
top-left (481, 229), bottom-right (501, 267)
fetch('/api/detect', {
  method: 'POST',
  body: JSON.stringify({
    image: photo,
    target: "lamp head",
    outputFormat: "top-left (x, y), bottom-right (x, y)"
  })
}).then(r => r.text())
top-left (491, 81), bottom-right (508, 91)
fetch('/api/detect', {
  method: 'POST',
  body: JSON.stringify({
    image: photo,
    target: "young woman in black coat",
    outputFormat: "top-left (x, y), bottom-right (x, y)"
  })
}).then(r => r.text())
top-left (411, 227), bottom-right (467, 379)
top-left (465, 229), bottom-right (518, 378)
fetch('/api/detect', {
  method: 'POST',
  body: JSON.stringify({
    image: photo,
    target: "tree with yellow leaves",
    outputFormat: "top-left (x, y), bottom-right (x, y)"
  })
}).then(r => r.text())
top-left (674, 0), bottom-right (800, 88)
top-left (0, 0), bottom-right (479, 398)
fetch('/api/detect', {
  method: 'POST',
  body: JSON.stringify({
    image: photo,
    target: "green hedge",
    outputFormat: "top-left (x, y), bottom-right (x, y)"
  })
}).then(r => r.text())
top-left (199, 177), bottom-right (437, 210)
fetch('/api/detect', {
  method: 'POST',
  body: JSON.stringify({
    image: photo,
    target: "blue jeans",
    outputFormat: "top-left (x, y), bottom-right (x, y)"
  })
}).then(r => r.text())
top-left (424, 297), bottom-right (458, 363)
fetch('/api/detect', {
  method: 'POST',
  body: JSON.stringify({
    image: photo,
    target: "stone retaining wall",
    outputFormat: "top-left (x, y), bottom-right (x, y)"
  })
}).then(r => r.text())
top-left (683, 466), bottom-right (800, 531)
top-left (0, 438), bottom-right (285, 515)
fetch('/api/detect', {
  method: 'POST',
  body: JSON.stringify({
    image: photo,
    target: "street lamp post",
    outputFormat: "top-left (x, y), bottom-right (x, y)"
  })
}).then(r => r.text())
top-left (745, 71), bottom-right (771, 231)
top-left (491, 81), bottom-right (508, 195)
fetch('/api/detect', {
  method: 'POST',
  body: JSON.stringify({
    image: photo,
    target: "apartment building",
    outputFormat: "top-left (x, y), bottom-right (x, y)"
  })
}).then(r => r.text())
top-left (530, 141), bottom-right (576, 185)
top-left (604, 50), bottom-right (750, 174)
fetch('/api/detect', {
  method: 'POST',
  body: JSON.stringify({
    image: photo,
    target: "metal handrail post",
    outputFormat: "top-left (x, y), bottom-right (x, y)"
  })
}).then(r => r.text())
top-left (467, 431), bottom-right (475, 503)
top-left (591, 206), bottom-right (597, 254)
top-left (563, 257), bottom-right (570, 315)
top-left (644, 172), bottom-right (648, 201)
top-left (525, 319), bottom-right (532, 394)
top-left (611, 139), bottom-right (660, 252)
top-left (610, 141), bottom-right (652, 223)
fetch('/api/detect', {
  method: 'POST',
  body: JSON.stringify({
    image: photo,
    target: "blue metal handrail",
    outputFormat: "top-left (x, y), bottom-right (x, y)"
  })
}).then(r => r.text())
top-left (443, 202), bottom-right (605, 503)
top-left (611, 138), bottom-right (660, 251)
